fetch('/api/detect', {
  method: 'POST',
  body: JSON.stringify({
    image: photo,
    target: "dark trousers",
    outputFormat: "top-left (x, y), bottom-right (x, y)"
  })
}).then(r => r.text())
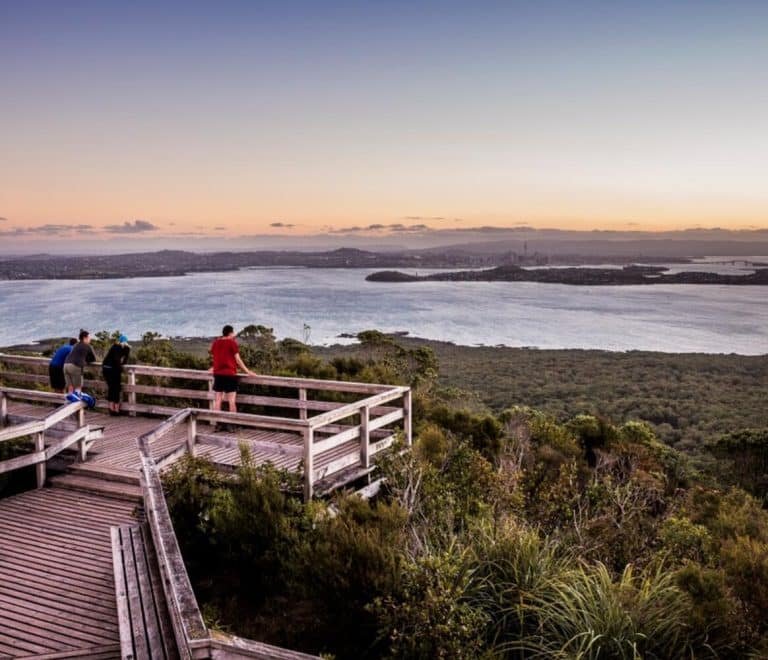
top-left (102, 368), bottom-right (122, 403)
top-left (49, 364), bottom-right (65, 391)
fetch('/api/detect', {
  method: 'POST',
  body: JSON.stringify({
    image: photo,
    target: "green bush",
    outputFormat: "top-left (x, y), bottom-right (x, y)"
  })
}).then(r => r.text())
top-left (371, 546), bottom-right (489, 660)
top-left (518, 562), bottom-right (696, 659)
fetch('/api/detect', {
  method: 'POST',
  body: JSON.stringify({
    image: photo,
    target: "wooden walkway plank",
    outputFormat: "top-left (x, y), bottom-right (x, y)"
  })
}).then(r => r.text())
top-left (120, 526), bottom-right (151, 659)
top-left (140, 524), bottom-right (178, 659)
top-left (111, 527), bottom-right (136, 660)
top-left (111, 524), bottom-right (178, 660)
top-left (17, 644), bottom-right (121, 659)
top-left (0, 487), bottom-right (135, 658)
top-left (129, 525), bottom-right (167, 657)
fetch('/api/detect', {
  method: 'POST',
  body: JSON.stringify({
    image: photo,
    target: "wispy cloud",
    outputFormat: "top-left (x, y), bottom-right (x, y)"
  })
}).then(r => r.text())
top-left (0, 217), bottom-right (8, 222)
top-left (403, 216), bottom-right (445, 221)
top-left (214, 226), bottom-right (227, 231)
top-left (270, 222), bottom-right (296, 228)
top-left (104, 219), bottom-right (158, 234)
top-left (329, 223), bottom-right (433, 234)
top-left (0, 223), bottom-right (95, 236)
top-left (451, 225), bottom-right (535, 233)
top-left (390, 223), bottom-right (430, 232)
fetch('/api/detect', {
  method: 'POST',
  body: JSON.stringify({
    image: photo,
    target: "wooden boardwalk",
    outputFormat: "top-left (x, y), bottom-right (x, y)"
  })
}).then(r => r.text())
top-left (0, 488), bottom-right (135, 658)
top-left (0, 357), bottom-right (410, 658)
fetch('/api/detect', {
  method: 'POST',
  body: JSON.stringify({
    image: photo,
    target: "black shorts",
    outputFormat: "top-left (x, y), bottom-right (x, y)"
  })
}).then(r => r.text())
top-left (213, 375), bottom-right (239, 393)
top-left (49, 365), bottom-right (65, 390)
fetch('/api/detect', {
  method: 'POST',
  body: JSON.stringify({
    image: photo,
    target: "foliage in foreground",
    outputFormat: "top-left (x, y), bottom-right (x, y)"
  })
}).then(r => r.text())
top-left (7, 327), bottom-right (767, 656)
top-left (164, 405), bottom-right (768, 658)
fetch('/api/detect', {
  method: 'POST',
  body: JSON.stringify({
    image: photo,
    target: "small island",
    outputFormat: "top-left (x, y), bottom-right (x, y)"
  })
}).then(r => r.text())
top-left (366, 264), bottom-right (768, 285)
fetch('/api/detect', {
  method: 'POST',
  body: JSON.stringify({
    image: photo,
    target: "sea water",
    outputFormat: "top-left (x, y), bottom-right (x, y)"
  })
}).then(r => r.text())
top-left (0, 268), bottom-right (766, 354)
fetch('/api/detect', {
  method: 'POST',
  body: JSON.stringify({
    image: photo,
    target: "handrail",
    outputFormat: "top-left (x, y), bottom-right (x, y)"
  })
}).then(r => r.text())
top-left (137, 419), bottom-right (320, 659)
top-left (0, 353), bottom-right (390, 395)
top-left (1, 357), bottom-right (412, 499)
top-left (0, 395), bottom-right (93, 487)
top-left (308, 386), bottom-right (409, 430)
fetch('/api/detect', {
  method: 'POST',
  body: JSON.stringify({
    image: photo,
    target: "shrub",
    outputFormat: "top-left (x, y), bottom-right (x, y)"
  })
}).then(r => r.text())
top-left (163, 454), bottom-right (228, 559)
top-left (517, 562), bottom-right (696, 659)
top-left (720, 536), bottom-right (768, 639)
top-left (473, 523), bottom-right (569, 648)
top-left (659, 516), bottom-right (715, 566)
top-left (371, 546), bottom-right (489, 660)
top-left (298, 496), bottom-right (407, 657)
top-left (675, 563), bottom-right (741, 656)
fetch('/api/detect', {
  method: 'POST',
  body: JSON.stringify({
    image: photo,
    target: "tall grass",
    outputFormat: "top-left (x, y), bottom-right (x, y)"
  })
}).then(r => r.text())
top-left (507, 562), bottom-right (697, 659)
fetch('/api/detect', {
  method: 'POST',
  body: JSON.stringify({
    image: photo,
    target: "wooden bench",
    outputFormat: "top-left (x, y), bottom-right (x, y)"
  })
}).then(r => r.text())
top-left (111, 524), bottom-right (179, 659)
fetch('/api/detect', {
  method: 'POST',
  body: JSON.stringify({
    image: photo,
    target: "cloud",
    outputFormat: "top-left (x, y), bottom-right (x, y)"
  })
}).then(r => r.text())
top-left (0, 223), bottom-right (95, 236)
top-left (329, 225), bottom-right (363, 234)
top-left (0, 217), bottom-right (7, 222)
top-left (403, 216), bottom-right (445, 221)
top-left (391, 223), bottom-right (430, 232)
top-left (270, 222), bottom-right (296, 228)
top-left (329, 223), bottom-right (433, 234)
top-left (449, 225), bottom-right (534, 234)
top-left (104, 219), bottom-right (158, 234)
top-left (214, 226), bottom-right (227, 231)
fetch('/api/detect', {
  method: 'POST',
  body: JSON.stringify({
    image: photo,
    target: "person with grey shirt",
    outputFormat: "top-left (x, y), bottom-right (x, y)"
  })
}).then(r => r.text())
top-left (64, 329), bottom-right (97, 394)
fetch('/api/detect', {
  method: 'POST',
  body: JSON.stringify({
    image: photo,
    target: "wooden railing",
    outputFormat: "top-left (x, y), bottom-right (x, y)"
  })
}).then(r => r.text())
top-left (137, 417), bottom-right (320, 660)
top-left (0, 353), bottom-right (412, 499)
top-left (0, 387), bottom-right (100, 487)
top-left (0, 352), bottom-right (402, 414)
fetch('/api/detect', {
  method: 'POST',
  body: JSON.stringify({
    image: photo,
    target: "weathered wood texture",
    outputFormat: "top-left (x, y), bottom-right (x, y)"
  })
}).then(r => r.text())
top-left (0, 488), bottom-right (136, 658)
top-left (1, 395), bottom-right (327, 659)
top-left (112, 524), bottom-right (179, 660)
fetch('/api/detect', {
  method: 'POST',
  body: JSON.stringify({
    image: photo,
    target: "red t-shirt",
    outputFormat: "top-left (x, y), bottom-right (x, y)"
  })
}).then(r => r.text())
top-left (210, 337), bottom-right (239, 376)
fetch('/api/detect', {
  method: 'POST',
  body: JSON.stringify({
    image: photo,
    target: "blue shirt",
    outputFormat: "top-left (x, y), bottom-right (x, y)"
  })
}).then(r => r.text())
top-left (50, 344), bottom-right (73, 368)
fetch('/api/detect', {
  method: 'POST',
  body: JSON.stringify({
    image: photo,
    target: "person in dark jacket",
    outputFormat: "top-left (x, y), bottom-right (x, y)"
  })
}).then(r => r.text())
top-left (63, 329), bottom-right (97, 395)
top-left (102, 335), bottom-right (131, 415)
top-left (49, 338), bottom-right (77, 393)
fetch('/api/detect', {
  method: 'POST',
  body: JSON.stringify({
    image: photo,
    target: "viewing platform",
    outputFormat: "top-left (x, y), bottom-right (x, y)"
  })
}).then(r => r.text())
top-left (0, 353), bottom-right (411, 659)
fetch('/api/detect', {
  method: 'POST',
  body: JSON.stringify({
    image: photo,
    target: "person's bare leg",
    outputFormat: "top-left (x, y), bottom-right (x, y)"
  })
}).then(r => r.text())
top-left (213, 391), bottom-right (223, 411)
top-left (226, 391), bottom-right (237, 413)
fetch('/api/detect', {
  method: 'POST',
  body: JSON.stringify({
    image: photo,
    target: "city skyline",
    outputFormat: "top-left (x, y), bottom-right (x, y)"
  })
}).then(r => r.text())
top-left (1, 1), bottom-right (767, 250)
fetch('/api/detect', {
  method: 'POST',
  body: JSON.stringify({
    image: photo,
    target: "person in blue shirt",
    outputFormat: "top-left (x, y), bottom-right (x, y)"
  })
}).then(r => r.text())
top-left (49, 338), bottom-right (77, 393)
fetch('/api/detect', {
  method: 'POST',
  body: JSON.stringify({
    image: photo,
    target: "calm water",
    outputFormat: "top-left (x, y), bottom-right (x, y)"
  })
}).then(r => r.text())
top-left (0, 268), bottom-right (766, 354)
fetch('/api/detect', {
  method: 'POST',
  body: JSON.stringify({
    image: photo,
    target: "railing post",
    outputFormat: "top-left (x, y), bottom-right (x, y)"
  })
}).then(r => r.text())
top-left (187, 414), bottom-right (197, 456)
top-left (78, 428), bottom-right (88, 462)
top-left (299, 388), bottom-right (307, 421)
top-left (0, 391), bottom-right (6, 427)
top-left (404, 389), bottom-right (412, 447)
top-left (208, 377), bottom-right (215, 411)
top-left (78, 406), bottom-right (85, 428)
top-left (303, 426), bottom-right (314, 501)
top-left (360, 405), bottom-right (370, 469)
top-left (35, 431), bottom-right (45, 488)
top-left (128, 368), bottom-right (136, 416)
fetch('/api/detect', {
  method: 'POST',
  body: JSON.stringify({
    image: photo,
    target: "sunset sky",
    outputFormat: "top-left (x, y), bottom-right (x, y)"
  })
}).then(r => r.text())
top-left (1, 1), bottom-right (767, 249)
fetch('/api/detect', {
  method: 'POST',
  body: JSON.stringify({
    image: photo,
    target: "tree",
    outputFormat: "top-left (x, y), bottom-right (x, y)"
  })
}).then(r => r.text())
top-left (709, 428), bottom-right (768, 499)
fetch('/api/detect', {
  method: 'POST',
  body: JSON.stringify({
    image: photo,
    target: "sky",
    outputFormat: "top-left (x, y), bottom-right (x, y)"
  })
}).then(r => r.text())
top-left (1, 0), bottom-right (767, 252)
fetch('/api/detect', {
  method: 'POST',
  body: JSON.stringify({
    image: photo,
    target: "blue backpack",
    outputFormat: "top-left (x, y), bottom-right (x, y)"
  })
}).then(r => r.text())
top-left (80, 392), bottom-right (96, 409)
top-left (65, 391), bottom-right (96, 409)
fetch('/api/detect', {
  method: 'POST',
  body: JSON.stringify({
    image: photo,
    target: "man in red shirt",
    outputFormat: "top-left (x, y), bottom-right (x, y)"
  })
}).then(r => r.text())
top-left (209, 325), bottom-right (255, 413)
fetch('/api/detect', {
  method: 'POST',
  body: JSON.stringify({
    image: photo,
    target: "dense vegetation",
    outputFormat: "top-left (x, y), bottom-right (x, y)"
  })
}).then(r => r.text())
top-left (319, 339), bottom-right (768, 459)
top-left (3, 329), bottom-right (767, 657)
top-left (154, 330), bottom-right (767, 658)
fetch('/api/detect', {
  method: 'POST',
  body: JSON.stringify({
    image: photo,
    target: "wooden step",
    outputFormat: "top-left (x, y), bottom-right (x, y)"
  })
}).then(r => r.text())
top-left (111, 524), bottom-right (179, 660)
top-left (49, 474), bottom-right (143, 503)
top-left (314, 465), bottom-right (376, 496)
top-left (68, 463), bottom-right (141, 486)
